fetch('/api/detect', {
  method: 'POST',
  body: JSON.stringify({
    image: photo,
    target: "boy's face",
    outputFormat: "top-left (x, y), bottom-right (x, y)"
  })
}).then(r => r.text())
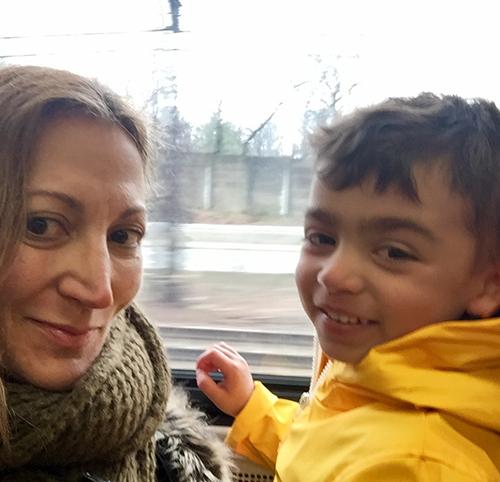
top-left (295, 164), bottom-right (495, 364)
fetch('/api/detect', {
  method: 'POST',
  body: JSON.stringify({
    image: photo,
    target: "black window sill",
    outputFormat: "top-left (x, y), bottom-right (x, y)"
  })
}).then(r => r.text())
top-left (173, 368), bottom-right (309, 426)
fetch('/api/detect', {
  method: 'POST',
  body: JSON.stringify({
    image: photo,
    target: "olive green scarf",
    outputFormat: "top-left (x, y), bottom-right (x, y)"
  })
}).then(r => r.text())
top-left (0, 305), bottom-right (171, 481)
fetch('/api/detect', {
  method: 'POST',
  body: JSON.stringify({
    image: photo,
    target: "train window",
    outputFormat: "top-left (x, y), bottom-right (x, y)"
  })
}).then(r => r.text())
top-left (2, 0), bottom-right (499, 410)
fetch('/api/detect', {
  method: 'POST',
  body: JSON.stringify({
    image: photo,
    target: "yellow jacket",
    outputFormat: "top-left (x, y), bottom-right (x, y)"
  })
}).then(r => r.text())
top-left (227, 318), bottom-right (500, 481)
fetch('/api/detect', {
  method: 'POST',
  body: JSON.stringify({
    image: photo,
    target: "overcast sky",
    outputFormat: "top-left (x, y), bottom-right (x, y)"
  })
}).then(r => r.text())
top-left (2, 0), bottom-right (500, 149)
top-left (178, 1), bottom-right (500, 112)
top-left (181, 0), bottom-right (500, 146)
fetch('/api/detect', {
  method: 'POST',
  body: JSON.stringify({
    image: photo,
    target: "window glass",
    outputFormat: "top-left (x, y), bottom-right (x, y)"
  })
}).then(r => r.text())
top-left (2, 0), bottom-right (499, 379)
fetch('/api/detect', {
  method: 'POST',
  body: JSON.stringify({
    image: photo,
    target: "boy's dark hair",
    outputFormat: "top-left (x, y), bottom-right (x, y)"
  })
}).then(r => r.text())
top-left (311, 92), bottom-right (500, 257)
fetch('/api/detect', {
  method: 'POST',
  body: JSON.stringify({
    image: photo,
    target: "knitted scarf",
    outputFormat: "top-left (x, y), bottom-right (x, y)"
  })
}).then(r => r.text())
top-left (0, 304), bottom-right (171, 482)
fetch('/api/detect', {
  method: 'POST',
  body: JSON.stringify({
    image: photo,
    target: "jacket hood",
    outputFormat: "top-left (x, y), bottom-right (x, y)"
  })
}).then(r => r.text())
top-left (326, 317), bottom-right (500, 433)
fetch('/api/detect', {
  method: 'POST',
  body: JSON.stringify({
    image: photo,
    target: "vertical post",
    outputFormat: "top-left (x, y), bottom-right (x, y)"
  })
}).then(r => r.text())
top-left (203, 155), bottom-right (215, 209)
top-left (279, 157), bottom-right (292, 216)
top-left (245, 157), bottom-right (256, 213)
top-left (168, 0), bottom-right (181, 32)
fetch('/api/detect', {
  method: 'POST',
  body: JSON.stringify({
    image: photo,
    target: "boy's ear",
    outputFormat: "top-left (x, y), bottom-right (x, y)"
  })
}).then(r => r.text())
top-left (466, 265), bottom-right (500, 318)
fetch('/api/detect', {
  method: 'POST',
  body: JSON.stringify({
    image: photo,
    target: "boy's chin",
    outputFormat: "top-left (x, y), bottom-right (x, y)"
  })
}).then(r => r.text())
top-left (318, 340), bottom-right (371, 365)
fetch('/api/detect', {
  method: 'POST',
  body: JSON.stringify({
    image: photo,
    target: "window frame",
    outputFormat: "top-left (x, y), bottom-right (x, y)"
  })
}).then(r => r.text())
top-left (174, 368), bottom-right (310, 425)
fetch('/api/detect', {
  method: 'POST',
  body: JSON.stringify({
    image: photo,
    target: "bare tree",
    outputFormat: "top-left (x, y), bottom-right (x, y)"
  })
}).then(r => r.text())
top-left (299, 55), bottom-right (358, 157)
top-left (145, 73), bottom-right (192, 304)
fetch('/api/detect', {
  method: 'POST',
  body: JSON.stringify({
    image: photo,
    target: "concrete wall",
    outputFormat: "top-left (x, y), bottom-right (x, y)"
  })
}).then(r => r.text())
top-left (150, 152), bottom-right (313, 223)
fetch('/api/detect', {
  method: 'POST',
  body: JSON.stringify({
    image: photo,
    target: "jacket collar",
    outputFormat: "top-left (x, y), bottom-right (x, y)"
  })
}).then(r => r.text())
top-left (316, 317), bottom-right (500, 432)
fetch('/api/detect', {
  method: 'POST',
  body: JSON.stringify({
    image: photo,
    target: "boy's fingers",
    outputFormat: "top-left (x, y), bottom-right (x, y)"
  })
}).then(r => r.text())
top-left (195, 355), bottom-right (219, 373)
top-left (196, 368), bottom-right (232, 409)
top-left (212, 343), bottom-right (249, 371)
top-left (196, 344), bottom-right (255, 417)
top-left (217, 341), bottom-right (241, 357)
top-left (204, 342), bottom-right (243, 362)
top-left (195, 367), bottom-right (218, 394)
top-left (196, 347), bottom-right (241, 378)
top-left (215, 347), bottom-right (247, 365)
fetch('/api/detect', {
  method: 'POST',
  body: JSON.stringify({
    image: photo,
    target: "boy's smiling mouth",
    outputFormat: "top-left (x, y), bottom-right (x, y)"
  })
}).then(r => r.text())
top-left (321, 308), bottom-right (375, 326)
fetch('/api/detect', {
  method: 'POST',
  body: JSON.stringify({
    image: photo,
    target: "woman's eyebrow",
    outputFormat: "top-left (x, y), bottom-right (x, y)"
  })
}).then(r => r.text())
top-left (119, 205), bottom-right (147, 219)
top-left (27, 190), bottom-right (146, 218)
top-left (27, 189), bottom-right (83, 212)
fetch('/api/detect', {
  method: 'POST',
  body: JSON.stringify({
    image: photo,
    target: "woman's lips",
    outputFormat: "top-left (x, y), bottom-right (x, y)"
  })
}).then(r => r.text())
top-left (28, 317), bottom-right (99, 350)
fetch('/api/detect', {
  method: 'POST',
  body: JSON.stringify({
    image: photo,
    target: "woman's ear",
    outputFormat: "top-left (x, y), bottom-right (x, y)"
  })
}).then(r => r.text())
top-left (466, 265), bottom-right (500, 318)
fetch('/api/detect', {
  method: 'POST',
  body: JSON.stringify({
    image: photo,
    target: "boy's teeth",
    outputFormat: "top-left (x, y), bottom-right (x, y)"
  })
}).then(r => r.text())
top-left (328, 311), bottom-right (369, 325)
top-left (338, 314), bottom-right (352, 324)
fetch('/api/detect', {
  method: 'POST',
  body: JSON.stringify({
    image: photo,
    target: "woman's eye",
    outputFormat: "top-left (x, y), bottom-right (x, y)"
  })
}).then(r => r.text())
top-left (27, 217), bottom-right (48, 235)
top-left (26, 216), bottom-right (66, 240)
top-left (306, 232), bottom-right (336, 247)
top-left (109, 228), bottom-right (143, 248)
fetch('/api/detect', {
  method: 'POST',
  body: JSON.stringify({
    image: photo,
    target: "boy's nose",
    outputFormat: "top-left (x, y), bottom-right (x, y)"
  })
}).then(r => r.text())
top-left (317, 247), bottom-right (365, 294)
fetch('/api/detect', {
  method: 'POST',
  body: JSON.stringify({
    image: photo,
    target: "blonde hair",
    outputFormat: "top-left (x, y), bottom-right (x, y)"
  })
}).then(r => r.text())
top-left (0, 64), bottom-right (152, 449)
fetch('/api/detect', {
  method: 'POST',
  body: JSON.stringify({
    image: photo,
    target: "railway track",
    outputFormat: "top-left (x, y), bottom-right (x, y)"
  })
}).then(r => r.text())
top-left (158, 325), bottom-right (314, 377)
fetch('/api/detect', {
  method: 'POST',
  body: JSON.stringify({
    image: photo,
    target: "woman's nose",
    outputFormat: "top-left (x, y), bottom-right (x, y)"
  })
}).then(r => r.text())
top-left (57, 240), bottom-right (114, 309)
top-left (317, 247), bottom-right (365, 294)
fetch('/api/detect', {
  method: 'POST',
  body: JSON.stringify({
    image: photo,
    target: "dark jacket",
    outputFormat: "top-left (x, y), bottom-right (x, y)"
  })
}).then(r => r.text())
top-left (82, 387), bottom-right (232, 482)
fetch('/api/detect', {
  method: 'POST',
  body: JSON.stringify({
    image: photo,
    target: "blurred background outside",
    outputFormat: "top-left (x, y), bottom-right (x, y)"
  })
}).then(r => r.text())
top-left (2, 0), bottom-right (500, 378)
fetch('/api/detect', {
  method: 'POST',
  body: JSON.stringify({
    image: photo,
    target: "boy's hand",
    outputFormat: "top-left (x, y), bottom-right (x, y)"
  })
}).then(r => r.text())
top-left (196, 342), bottom-right (255, 417)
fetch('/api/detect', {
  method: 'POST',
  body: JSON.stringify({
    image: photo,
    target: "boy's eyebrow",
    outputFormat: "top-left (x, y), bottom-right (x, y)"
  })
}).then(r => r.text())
top-left (360, 217), bottom-right (438, 242)
top-left (304, 208), bottom-right (438, 242)
top-left (304, 207), bottom-right (337, 226)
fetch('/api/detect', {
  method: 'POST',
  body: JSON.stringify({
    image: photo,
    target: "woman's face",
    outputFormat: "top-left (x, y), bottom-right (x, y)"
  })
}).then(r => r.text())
top-left (0, 116), bottom-right (146, 390)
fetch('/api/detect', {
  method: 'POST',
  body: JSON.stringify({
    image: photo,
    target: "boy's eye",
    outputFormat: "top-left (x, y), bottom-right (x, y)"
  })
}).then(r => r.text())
top-left (382, 246), bottom-right (416, 261)
top-left (26, 216), bottom-right (67, 240)
top-left (109, 228), bottom-right (143, 248)
top-left (306, 232), bottom-right (336, 247)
